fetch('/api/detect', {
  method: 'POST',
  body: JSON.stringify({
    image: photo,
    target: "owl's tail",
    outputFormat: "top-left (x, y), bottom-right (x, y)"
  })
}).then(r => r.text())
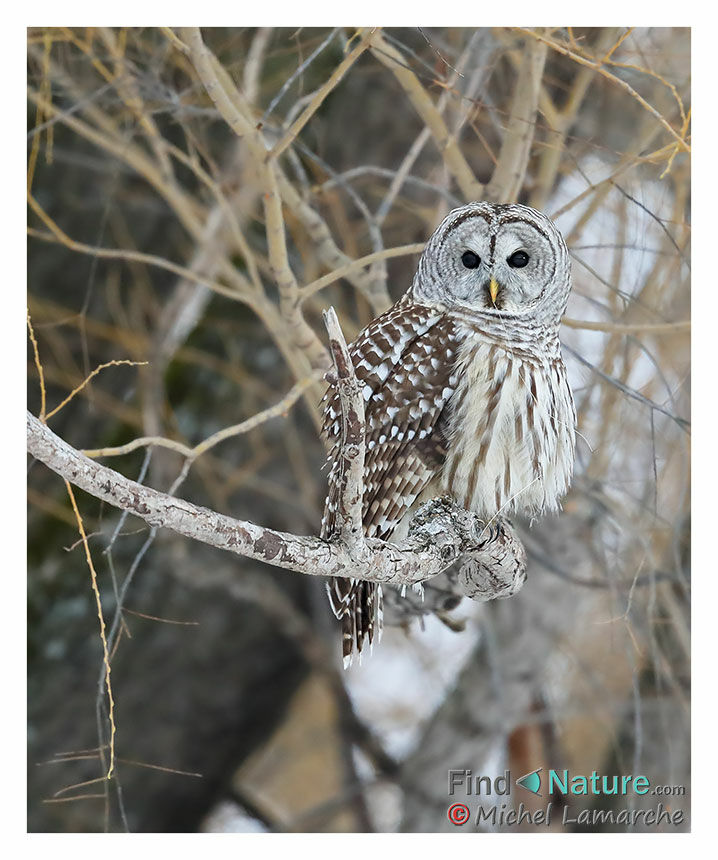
top-left (326, 577), bottom-right (383, 668)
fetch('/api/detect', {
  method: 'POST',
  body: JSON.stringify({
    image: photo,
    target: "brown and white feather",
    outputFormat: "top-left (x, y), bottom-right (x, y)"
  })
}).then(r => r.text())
top-left (321, 297), bottom-right (460, 665)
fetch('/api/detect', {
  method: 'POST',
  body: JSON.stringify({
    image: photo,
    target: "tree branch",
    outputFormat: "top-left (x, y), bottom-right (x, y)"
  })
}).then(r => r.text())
top-left (486, 33), bottom-right (547, 203)
top-left (369, 31), bottom-right (484, 203)
top-left (323, 307), bottom-right (366, 554)
top-left (181, 26), bottom-right (329, 370)
top-left (26, 310), bottom-right (527, 602)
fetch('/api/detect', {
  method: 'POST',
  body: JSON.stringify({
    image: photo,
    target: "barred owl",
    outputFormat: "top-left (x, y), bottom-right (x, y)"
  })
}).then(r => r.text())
top-left (321, 202), bottom-right (576, 666)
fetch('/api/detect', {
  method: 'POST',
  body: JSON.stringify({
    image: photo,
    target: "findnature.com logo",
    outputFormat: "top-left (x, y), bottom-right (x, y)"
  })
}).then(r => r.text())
top-left (447, 768), bottom-right (686, 828)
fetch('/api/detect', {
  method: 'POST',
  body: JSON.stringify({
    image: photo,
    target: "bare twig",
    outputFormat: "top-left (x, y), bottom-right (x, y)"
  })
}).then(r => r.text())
top-left (530, 28), bottom-right (622, 210)
top-left (262, 28), bottom-right (336, 122)
top-left (82, 372), bottom-right (322, 460)
top-left (300, 243), bottom-right (425, 303)
top-left (322, 308), bottom-right (366, 553)
top-left (27, 215), bottom-right (250, 304)
top-left (45, 359), bottom-right (148, 421)
top-left (369, 31), bottom-right (484, 202)
top-left (519, 28), bottom-right (690, 156)
top-left (182, 27), bottom-right (329, 370)
top-left (562, 318), bottom-right (689, 336)
top-left (486, 33), bottom-right (547, 203)
top-left (27, 309), bottom-right (46, 422)
top-left (64, 481), bottom-right (116, 779)
top-left (268, 29), bottom-right (375, 161)
top-left (277, 169), bottom-right (391, 313)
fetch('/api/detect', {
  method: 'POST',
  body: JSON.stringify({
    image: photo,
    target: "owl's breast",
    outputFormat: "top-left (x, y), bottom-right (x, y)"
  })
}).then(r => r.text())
top-left (441, 339), bottom-right (575, 519)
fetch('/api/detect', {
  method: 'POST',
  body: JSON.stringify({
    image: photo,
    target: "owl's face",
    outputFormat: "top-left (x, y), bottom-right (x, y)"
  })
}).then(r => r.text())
top-left (412, 202), bottom-right (571, 323)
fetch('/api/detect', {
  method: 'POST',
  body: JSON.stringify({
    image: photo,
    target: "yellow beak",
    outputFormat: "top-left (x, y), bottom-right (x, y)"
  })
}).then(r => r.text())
top-left (489, 278), bottom-right (500, 304)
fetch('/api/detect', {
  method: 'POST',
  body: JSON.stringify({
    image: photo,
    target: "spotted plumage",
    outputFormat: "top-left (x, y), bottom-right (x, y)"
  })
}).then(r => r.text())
top-left (321, 202), bottom-right (576, 666)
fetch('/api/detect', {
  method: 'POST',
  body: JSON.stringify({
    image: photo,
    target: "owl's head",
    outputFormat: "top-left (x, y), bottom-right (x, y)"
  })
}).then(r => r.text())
top-left (411, 202), bottom-right (571, 324)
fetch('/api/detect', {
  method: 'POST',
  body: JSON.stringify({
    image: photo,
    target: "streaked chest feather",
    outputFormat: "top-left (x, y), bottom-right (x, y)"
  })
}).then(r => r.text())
top-left (442, 338), bottom-right (575, 518)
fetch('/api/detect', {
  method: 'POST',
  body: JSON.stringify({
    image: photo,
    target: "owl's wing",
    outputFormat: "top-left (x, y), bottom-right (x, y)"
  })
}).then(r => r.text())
top-left (320, 298), bottom-right (459, 663)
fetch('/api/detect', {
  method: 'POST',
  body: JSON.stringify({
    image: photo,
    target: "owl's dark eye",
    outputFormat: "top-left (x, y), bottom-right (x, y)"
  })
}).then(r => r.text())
top-left (508, 250), bottom-right (529, 268)
top-left (461, 250), bottom-right (481, 269)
